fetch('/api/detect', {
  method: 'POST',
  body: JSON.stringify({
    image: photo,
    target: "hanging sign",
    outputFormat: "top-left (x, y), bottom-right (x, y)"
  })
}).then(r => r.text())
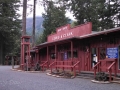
top-left (107, 47), bottom-right (118, 58)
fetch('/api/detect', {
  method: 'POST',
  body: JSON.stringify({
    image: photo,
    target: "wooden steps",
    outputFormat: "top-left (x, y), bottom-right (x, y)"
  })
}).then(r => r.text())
top-left (76, 71), bottom-right (94, 79)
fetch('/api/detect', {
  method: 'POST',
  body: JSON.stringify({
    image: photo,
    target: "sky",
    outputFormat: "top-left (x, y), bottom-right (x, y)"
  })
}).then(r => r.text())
top-left (19, 0), bottom-right (75, 20)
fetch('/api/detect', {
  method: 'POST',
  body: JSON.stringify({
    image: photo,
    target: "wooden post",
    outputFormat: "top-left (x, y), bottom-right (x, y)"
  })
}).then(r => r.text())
top-left (71, 41), bottom-right (73, 71)
top-left (37, 52), bottom-right (39, 64)
top-left (21, 0), bottom-right (27, 70)
top-left (32, 0), bottom-right (36, 47)
top-left (55, 44), bottom-right (57, 70)
top-left (20, 38), bottom-right (23, 69)
top-left (22, 0), bottom-right (27, 35)
top-left (21, 36), bottom-right (31, 70)
top-left (94, 68), bottom-right (96, 78)
top-left (115, 60), bottom-right (117, 77)
top-left (23, 41), bottom-right (25, 69)
top-left (109, 69), bottom-right (112, 82)
top-left (47, 46), bottom-right (49, 68)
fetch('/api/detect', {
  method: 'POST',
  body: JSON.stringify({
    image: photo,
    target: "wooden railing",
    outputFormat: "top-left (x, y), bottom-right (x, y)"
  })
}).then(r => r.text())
top-left (94, 62), bottom-right (101, 77)
top-left (73, 61), bottom-right (80, 76)
top-left (49, 61), bottom-right (56, 73)
top-left (108, 61), bottom-right (116, 81)
top-left (40, 61), bottom-right (48, 71)
top-left (94, 58), bottom-right (117, 81)
top-left (49, 60), bottom-right (80, 77)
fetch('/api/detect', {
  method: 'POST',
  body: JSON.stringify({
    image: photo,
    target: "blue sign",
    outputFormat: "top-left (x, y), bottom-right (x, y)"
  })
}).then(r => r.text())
top-left (107, 47), bottom-right (118, 58)
top-left (64, 52), bottom-right (67, 60)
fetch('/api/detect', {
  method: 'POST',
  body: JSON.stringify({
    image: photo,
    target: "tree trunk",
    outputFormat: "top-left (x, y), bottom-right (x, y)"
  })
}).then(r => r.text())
top-left (32, 0), bottom-right (36, 47)
top-left (0, 41), bottom-right (3, 65)
top-left (22, 0), bottom-right (27, 35)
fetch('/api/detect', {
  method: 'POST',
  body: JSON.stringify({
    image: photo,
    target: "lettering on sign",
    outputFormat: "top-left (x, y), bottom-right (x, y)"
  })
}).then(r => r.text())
top-left (57, 26), bottom-right (68, 32)
top-left (64, 52), bottom-right (67, 60)
top-left (57, 29), bottom-right (62, 32)
top-left (107, 47), bottom-right (118, 58)
top-left (52, 32), bottom-right (73, 41)
top-left (48, 22), bottom-right (92, 42)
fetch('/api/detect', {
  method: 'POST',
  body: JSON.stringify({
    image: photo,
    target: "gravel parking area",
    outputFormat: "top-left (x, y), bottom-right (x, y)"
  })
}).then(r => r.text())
top-left (0, 66), bottom-right (120, 90)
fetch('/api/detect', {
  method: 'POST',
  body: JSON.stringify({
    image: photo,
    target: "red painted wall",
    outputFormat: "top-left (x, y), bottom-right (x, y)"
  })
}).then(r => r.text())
top-left (47, 22), bottom-right (92, 42)
top-left (36, 22), bottom-right (120, 74)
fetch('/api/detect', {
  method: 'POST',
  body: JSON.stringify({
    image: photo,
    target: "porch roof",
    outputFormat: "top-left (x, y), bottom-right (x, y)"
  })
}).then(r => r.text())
top-left (30, 50), bottom-right (35, 53)
top-left (79, 26), bottom-right (120, 39)
top-left (36, 26), bottom-right (120, 48)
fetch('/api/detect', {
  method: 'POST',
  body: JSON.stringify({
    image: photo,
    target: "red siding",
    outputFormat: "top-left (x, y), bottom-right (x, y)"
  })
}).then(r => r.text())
top-left (47, 22), bottom-right (92, 42)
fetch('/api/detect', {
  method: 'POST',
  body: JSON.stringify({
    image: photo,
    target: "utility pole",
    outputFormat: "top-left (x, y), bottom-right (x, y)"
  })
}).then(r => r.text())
top-left (32, 0), bottom-right (36, 47)
top-left (22, 0), bottom-right (27, 35)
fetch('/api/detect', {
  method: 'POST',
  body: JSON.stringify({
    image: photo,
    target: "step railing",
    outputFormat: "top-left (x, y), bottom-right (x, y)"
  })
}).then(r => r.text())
top-left (108, 61), bottom-right (116, 81)
top-left (94, 61), bottom-right (101, 77)
top-left (49, 61), bottom-right (56, 73)
top-left (73, 61), bottom-right (80, 77)
top-left (49, 60), bottom-right (80, 77)
top-left (94, 58), bottom-right (117, 81)
top-left (40, 60), bottom-right (48, 71)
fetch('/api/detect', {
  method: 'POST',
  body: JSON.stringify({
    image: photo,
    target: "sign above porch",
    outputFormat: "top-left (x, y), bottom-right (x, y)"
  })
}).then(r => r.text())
top-left (47, 22), bottom-right (92, 42)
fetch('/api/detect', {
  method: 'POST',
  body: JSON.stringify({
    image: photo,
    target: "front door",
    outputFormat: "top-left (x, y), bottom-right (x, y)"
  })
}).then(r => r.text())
top-left (98, 47), bottom-right (106, 60)
top-left (91, 48), bottom-right (98, 69)
top-left (60, 52), bottom-right (64, 60)
top-left (84, 47), bottom-right (90, 71)
top-left (98, 47), bottom-right (106, 72)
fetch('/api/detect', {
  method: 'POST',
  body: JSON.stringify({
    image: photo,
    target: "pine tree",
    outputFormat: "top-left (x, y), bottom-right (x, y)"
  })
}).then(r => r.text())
top-left (38, 0), bottom-right (70, 43)
top-left (0, 0), bottom-right (21, 64)
top-left (58, 0), bottom-right (120, 31)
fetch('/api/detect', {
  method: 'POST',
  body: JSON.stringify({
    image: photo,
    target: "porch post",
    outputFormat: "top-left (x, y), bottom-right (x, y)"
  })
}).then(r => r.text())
top-left (71, 41), bottom-right (73, 71)
top-left (27, 45), bottom-right (29, 71)
top-left (35, 52), bottom-right (37, 64)
top-left (20, 38), bottom-right (23, 69)
top-left (37, 51), bottom-right (39, 63)
top-left (55, 44), bottom-right (57, 61)
top-left (22, 38), bottom-right (24, 69)
top-left (47, 46), bottom-right (49, 68)
top-left (35, 48), bottom-right (39, 63)
top-left (71, 41), bottom-right (73, 62)
top-left (39, 50), bottom-right (40, 64)
top-left (55, 44), bottom-right (57, 70)
top-left (115, 59), bottom-right (117, 77)
top-left (28, 44), bottom-right (30, 65)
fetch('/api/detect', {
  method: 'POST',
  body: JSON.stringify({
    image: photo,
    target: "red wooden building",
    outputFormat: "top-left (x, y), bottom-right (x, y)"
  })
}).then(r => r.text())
top-left (23, 22), bottom-right (120, 80)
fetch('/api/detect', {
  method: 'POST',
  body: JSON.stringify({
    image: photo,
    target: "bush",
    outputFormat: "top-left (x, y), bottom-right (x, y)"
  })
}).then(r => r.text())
top-left (95, 72), bottom-right (109, 81)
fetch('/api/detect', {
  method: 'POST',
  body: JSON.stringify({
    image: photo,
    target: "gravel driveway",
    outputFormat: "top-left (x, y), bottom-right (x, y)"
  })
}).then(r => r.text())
top-left (0, 66), bottom-right (120, 90)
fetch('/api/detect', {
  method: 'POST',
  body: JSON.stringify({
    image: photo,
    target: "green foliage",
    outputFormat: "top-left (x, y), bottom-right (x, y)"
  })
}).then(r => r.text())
top-left (37, 0), bottom-right (70, 43)
top-left (58, 0), bottom-right (120, 31)
top-left (36, 32), bottom-right (44, 44)
top-left (95, 72), bottom-right (109, 81)
top-left (70, 21), bottom-right (78, 28)
top-left (0, 0), bottom-right (21, 59)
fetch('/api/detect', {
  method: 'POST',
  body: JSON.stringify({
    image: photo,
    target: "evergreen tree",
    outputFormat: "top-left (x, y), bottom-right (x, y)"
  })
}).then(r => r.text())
top-left (0, 0), bottom-right (21, 64)
top-left (38, 0), bottom-right (70, 43)
top-left (58, 0), bottom-right (120, 31)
